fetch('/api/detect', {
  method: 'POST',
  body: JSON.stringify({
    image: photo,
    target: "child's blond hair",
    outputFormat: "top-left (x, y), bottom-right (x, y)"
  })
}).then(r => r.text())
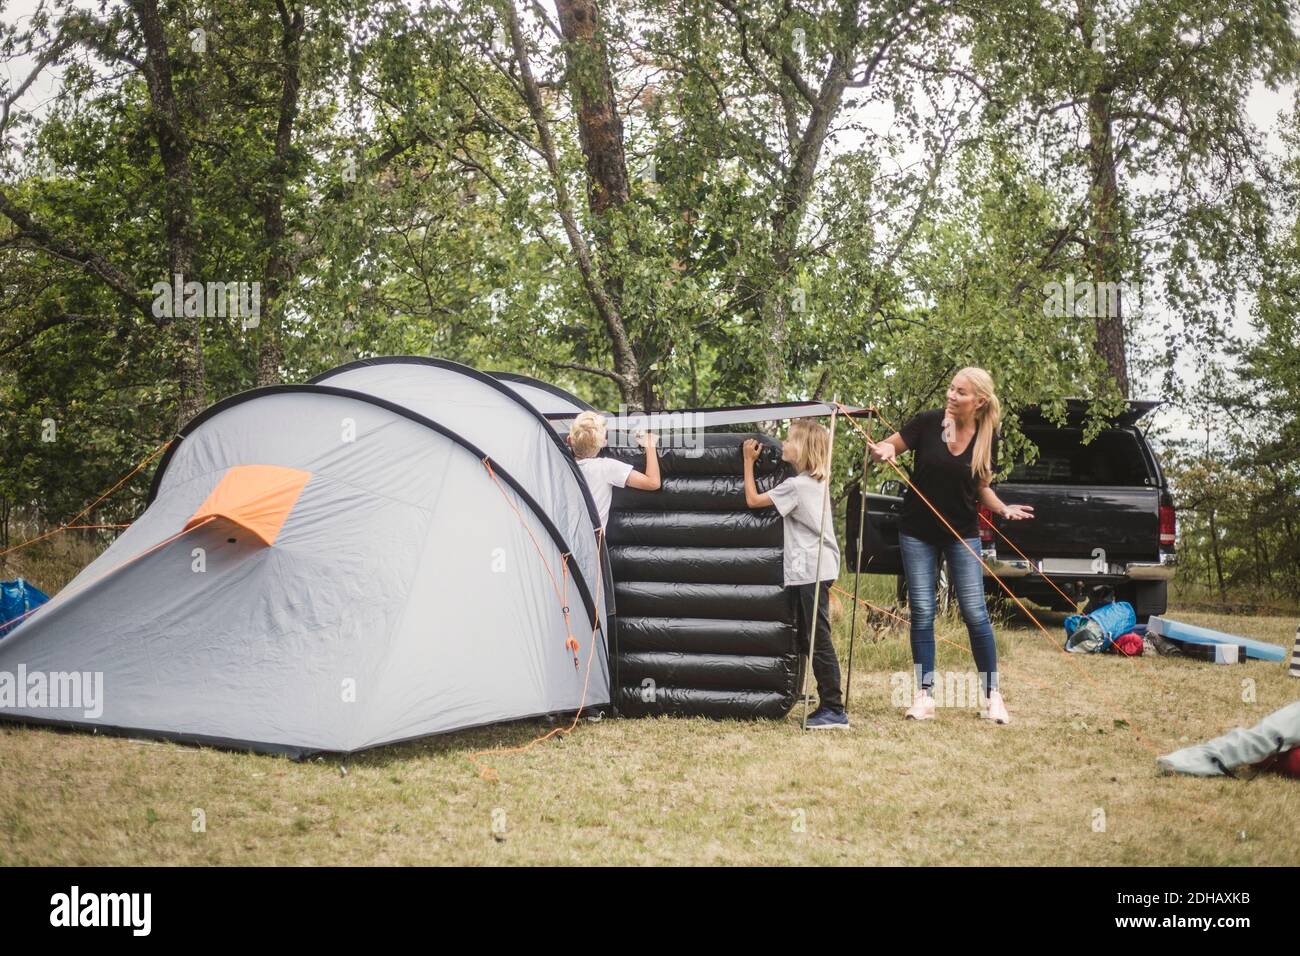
top-left (786, 419), bottom-right (831, 481)
top-left (569, 411), bottom-right (607, 459)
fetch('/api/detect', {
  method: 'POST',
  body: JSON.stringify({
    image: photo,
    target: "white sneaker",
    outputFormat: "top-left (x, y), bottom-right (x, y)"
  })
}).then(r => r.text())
top-left (982, 690), bottom-right (1011, 725)
top-left (905, 690), bottom-right (936, 721)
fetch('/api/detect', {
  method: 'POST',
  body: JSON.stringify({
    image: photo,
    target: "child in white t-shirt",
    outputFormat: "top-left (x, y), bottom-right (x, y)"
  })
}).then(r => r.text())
top-left (569, 411), bottom-right (661, 529)
top-left (742, 420), bottom-right (847, 729)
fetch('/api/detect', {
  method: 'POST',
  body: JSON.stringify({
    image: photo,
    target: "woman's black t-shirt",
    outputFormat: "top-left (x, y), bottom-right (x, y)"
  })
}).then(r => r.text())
top-left (896, 408), bottom-right (999, 544)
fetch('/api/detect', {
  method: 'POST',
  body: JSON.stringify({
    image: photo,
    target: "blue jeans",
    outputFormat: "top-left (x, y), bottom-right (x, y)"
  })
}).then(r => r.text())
top-left (898, 531), bottom-right (999, 697)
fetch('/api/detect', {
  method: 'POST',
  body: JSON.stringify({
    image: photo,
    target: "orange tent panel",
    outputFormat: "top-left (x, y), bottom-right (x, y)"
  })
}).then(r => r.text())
top-left (185, 464), bottom-right (312, 546)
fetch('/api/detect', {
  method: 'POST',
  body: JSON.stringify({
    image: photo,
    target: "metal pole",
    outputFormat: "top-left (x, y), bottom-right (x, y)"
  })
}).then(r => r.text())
top-left (802, 399), bottom-right (839, 731)
top-left (845, 441), bottom-right (870, 710)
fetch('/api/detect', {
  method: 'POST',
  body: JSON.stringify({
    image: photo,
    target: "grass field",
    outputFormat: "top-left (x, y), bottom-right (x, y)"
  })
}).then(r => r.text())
top-left (2, 555), bottom-right (1297, 866)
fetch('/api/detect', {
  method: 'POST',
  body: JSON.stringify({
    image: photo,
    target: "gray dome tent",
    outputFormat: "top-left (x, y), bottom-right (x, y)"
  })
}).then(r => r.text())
top-left (486, 370), bottom-right (596, 418)
top-left (0, 359), bottom-right (611, 756)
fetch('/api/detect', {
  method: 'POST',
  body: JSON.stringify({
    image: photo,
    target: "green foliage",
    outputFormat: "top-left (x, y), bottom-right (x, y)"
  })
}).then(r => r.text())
top-left (0, 0), bottom-right (1296, 602)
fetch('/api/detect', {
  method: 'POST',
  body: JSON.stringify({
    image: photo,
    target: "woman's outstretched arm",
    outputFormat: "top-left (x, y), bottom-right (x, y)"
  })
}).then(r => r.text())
top-left (867, 431), bottom-right (907, 463)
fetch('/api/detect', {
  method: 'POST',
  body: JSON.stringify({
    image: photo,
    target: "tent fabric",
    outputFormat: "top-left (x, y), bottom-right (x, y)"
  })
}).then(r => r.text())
top-left (488, 371), bottom-right (595, 416)
top-left (0, 383), bottom-right (610, 756)
top-left (185, 463), bottom-right (312, 546)
top-left (307, 357), bottom-right (607, 628)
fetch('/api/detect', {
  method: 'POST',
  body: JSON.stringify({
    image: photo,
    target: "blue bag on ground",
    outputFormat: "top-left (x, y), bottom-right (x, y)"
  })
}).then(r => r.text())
top-left (1063, 601), bottom-right (1137, 653)
top-left (0, 579), bottom-right (50, 638)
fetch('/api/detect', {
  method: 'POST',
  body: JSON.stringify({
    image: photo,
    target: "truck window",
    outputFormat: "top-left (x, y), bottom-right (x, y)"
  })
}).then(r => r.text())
top-left (1004, 428), bottom-right (1154, 486)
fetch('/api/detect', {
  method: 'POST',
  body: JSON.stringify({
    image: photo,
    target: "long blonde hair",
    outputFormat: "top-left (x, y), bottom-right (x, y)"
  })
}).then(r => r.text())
top-left (956, 366), bottom-right (1001, 483)
top-left (786, 419), bottom-right (832, 482)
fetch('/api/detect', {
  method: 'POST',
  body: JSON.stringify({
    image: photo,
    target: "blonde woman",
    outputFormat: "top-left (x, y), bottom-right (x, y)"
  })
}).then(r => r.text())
top-left (569, 411), bottom-right (661, 530)
top-left (743, 420), bottom-right (847, 730)
top-left (867, 368), bottom-right (1034, 724)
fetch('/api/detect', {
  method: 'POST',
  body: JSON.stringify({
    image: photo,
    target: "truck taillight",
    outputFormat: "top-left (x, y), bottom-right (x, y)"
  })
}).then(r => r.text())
top-left (1159, 503), bottom-right (1176, 548)
top-left (978, 505), bottom-right (995, 545)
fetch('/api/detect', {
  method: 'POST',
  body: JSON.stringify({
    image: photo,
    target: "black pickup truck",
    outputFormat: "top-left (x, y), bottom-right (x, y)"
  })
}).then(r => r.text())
top-left (845, 400), bottom-right (1177, 621)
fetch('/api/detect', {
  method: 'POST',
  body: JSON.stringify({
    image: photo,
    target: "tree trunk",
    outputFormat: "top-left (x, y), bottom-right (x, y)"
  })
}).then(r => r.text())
top-left (1251, 527), bottom-right (1265, 589)
top-left (1283, 514), bottom-right (1300, 590)
top-left (554, 0), bottom-right (646, 406)
top-left (1207, 506), bottom-right (1225, 600)
top-left (131, 0), bottom-right (205, 426)
top-left (755, 49), bottom-right (852, 408)
top-left (1084, 12), bottom-right (1128, 396)
top-left (504, 0), bottom-right (640, 406)
top-left (759, 242), bottom-right (792, 407)
top-left (555, 0), bottom-right (629, 218)
top-left (689, 345), bottom-right (700, 407)
top-left (256, 2), bottom-right (306, 388)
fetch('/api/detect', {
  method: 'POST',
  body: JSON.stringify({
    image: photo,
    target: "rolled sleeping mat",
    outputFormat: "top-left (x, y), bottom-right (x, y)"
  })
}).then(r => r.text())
top-left (615, 581), bottom-right (796, 623)
top-left (613, 474), bottom-right (788, 511)
top-left (619, 650), bottom-right (797, 693)
top-left (604, 432), bottom-right (785, 477)
top-left (616, 685), bottom-right (795, 720)
top-left (609, 546), bottom-right (783, 585)
top-left (1146, 615), bottom-right (1288, 662)
top-left (606, 509), bottom-right (782, 548)
top-left (618, 616), bottom-right (796, 656)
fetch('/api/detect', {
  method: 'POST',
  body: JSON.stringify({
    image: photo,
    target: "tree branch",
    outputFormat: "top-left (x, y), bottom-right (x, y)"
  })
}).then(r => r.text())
top-left (549, 359), bottom-right (628, 389)
top-left (0, 186), bottom-right (153, 318)
top-left (0, 312), bottom-right (108, 357)
top-left (714, 0), bottom-right (817, 105)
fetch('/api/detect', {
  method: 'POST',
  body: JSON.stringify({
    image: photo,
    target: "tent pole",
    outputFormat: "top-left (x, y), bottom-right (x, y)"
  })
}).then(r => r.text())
top-left (845, 441), bottom-right (870, 710)
top-left (802, 399), bottom-right (839, 731)
top-left (602, 529), bottom-right (619, 718)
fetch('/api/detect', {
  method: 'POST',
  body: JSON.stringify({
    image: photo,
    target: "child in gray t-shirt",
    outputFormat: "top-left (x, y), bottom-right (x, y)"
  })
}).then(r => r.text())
top-left (742, 420), bottom-right (847, 729)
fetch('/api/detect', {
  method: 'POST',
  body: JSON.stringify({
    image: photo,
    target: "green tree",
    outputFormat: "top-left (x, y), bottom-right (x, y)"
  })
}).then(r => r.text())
top-left (967, 0), bottom-right (1299, 396)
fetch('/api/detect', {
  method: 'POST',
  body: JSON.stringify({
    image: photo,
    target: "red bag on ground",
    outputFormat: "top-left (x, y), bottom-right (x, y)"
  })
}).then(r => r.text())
top-left (1109, 631), bottom-right (1144, 657)
top-left (1270, 747), bottom-right (1300, 779)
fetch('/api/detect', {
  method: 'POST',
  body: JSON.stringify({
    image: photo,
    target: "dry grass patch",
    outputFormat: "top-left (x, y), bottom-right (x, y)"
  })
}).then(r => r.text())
top-left (1, 568), bottom-right (1297, 864)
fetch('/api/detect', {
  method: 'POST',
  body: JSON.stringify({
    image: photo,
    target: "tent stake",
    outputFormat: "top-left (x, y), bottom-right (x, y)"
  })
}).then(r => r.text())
top-left (802, 399), bottom-right (839, 731)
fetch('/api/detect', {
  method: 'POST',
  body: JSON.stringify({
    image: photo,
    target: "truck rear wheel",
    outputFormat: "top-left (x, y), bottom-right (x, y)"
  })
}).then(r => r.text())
top-left (1117, 581), bottom-right (1167, 624)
